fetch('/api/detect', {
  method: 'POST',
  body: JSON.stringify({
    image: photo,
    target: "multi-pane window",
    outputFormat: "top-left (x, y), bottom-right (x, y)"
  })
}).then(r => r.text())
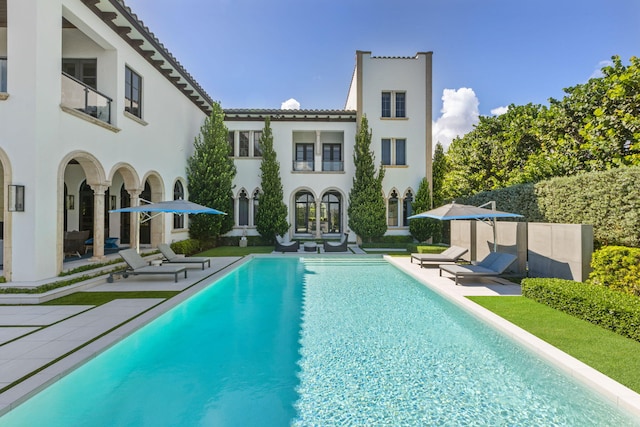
top-left (0, 58), bottom-right (6, 92)
top-left (321, 191), bottom-right (342, 233)
top-left (173, 181), bottom-right (185, 229)
top-left (402, 190), bottom-right (413, 227)
top-left (395, 92), bottom-right (406, 118)
top-left (381, 92), bottom-right (391, 118)
top-left (253, 131), bottom-right (263, 157)
top-left (125, 66), bottom-right (142, 118)
top-left (239, 131), bottom-right (250, 157)
top-left (227, 131), bottom-right (235, 156)
top-left (228, 130), bottom-right (264, 157)
top-left (238, 190), bottom-right (249, 226)
top-left (381, 138), bottom-right (407, 166)
top-left (295, 143), bottom-right (314, 171)
top-left (253, 189), bottom-right (260, 226)
top-left (388, 191), bottom-right (399, 227)
top-left (295, 191), bottom-right (316, 233)
top-left (62, 58), bottom-right (97, 89)
top-left (381, 91), bottom-right (406, 118)
top-left (322, 144), bottom-right (342, 171)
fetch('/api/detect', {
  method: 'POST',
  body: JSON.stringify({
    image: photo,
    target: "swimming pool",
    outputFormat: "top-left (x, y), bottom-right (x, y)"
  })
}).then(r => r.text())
top-left (0, 256), bottom-right (637, 426)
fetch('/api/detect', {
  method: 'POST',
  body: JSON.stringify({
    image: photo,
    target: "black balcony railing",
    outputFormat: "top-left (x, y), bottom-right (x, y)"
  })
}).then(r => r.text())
top-left (61, 72), bottom-right (112, 124)
top-left (322, 160), bottom-right (344, 171)
top-left (0, 58), bottom-right (6, 93)
top-left (293, 160), bottom-right (314, 171)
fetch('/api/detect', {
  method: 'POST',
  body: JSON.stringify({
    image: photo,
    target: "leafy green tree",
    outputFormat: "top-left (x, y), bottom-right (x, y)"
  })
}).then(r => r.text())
top-left (347, 116), bottom-right (387, 242)
top-left (254, 116), bottom-right (289, 242)
top-left (186, 102), bottom-right (236, 244)
top-left (546, 55), bottom-right (640, 172)
top-left (409, 177), bottom-right (442, 243)
top-left (431, 142), bottom-right (447, 207)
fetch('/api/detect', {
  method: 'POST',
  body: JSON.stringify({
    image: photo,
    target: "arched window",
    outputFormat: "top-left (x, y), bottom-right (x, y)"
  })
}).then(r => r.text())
top-left (388, 190), bottom-right (399, 227)
top-left (238, 190), bottom-right (249, 226)
top-left (173, 181), bottom-right (185, 229)
top-left (295, 191), bottom-right (316, 234)
top-left (403, 190), bottom-right (413, 227)
top-left (252, 189), bottom-right (260, 226)
top-left (321, 191), bottom-right (342, 234)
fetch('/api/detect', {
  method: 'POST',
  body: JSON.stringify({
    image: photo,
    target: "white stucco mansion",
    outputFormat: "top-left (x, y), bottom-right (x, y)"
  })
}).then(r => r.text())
top-left (0, 0), bottom-right (432, 282)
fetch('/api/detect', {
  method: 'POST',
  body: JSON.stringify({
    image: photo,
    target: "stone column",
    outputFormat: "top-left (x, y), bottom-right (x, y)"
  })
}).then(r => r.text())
top-left (127, 189), bottom-right (141, 252)
top-left (90, 184), bottom-right (107, 261)
top-left (315, 199), bottom-right (322, 239)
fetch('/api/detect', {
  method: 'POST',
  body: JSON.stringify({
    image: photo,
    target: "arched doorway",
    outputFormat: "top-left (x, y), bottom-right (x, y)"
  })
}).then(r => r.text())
top-left (320, 191), bottom-right (342, 234)
top-left (139, 181), bottom-right (151, 245)
top-left (120, 184), bottom-right (131, 244)
top-left (173, 181), bottom-right (185, 229)
top-left (295, 191), bottom-right (316, 234)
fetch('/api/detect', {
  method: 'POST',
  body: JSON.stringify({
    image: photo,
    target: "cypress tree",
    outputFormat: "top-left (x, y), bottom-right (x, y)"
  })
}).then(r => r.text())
top-left (409, 177), bottom-right (442, 243)
top-left (432, 142), bottom-right (447, 207)
top-left (186, 102), bottom-right (236, 245)
top-left (347, 116), bottom-right (387, 242)
top-left (255, 116), bottom-right (289, 242)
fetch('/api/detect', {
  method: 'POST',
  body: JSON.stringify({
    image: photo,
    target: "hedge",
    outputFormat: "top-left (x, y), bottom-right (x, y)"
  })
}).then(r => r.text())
top-left (459, 166), bottom-right (640, 248)
top-left (170, 239), bottom-right (202, 256)
top-left (522, 278), bottom-right (640, 342)
top-left (588, 246), bottom-right (640, 296)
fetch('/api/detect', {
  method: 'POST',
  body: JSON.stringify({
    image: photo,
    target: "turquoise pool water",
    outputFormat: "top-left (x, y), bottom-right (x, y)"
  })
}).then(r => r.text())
top-left (0, 257), bottom-right (638, 426)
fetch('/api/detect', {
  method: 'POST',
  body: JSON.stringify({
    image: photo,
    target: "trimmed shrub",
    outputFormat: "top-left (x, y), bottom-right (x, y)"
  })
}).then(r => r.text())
top-left (460, 183), bottom-right (543, 222)
top-left (589, 246), bottom-right (640, 296)
top-left (535, 167), bottom-right (640, 248)
top-left (459, 166), bottom-right (640, 248)
top-left (522, 278), bottom-right (640, 342)
top-left (170, 239), bottom-right (201, 256)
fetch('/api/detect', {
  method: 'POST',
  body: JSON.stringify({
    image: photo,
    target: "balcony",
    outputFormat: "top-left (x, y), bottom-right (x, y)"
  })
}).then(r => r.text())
top-left (61, 72), bottom-right (112, 124)
top-left (293, 160), bottom-right (314, 171)
top-left (322, 161), bottom-right (343, 172)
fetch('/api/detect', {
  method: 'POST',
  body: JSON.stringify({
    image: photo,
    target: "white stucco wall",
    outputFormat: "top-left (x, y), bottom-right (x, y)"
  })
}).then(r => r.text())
top-left (0, 0), bottom-right (207, 281)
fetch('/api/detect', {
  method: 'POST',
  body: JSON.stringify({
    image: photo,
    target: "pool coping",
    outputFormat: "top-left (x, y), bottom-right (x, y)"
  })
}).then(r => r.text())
top-left (385, 255), bottom-right (640, 419)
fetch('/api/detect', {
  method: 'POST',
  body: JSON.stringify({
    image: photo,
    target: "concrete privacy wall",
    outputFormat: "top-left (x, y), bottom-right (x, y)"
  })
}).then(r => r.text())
top-left (450, 221), bottom-right (594, 281)
top-left (527, 223), bottom-right (593, 282)
top-left (450, 221), bottom-right (527, 275)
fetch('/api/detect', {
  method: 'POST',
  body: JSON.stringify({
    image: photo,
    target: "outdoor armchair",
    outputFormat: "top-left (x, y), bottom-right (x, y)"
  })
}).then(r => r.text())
top-left (275, 235), bottom-right (299, 253)
top-left (323, 233), bottom-right (349, 253)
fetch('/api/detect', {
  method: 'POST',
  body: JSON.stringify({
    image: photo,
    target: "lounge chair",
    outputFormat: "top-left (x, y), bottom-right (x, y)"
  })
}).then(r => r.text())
top-left (410, 246), bottom-right (468, 268)
top-left (323, 233), bottom-right (349, 253)
top-left (108, 248), bottom-right (187, 283)
top-left (439, 252), bottom-right (517, 285)
top-left (275, 235), bottom-right (299, 253)
top-left (158, 243), bottom-right (211, 270)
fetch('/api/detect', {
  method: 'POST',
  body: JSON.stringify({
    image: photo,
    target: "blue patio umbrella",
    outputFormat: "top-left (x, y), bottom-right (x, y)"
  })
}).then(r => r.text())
top-left (109, 199), bottom-right (226, 251)
top-left (110, 199), bottom-right (226, 215)
top-left (408, 201), bottom-right (522, 251)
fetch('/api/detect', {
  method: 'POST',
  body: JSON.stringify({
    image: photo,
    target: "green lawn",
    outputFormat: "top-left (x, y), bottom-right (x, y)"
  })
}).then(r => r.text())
top-left (469, 296), bottom-right (640, 393)
top-left (43, 291), bottom-right (180, 306)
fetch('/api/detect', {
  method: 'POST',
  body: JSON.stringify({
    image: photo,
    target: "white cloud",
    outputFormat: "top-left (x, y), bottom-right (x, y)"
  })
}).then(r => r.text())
top-left (590, 60), bottom-right (613, 79)
top-left (491, 106), bottom-right (509, 116)
top-left (432, 88), bottom-right (479, 151)
top-left (281, 98), bottom-right (301, 110)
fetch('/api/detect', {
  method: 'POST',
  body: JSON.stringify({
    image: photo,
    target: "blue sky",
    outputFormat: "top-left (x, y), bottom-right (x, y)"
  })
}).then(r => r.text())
top-left (125, 0), bottom-right (639, 148)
